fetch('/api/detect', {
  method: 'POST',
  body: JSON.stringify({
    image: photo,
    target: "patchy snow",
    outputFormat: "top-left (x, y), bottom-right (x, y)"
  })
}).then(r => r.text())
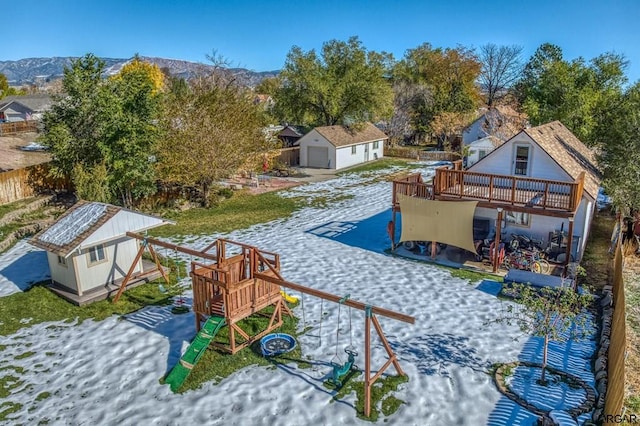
top-left (38, 202), bottom-right (107, 247)
top-left (0, 164), bottom-right (597, 425)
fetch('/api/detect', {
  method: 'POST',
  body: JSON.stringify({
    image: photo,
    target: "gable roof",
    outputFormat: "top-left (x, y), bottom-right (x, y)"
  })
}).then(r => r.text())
top-left (278, 125), bottom-right (303, 138)
top-left (1, 94), bottom-right (52, 112)
top-left (314, 122), bottom-right (388, 147)
top-left (29, 201), bottom-right (172, 257)
top-left (523, 121), bottom-right (601, 200)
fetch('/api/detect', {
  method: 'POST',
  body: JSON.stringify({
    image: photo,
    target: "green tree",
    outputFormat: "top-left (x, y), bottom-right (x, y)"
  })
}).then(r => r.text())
top-left (394, 43), bottom-right (482, 145)
top-left (594, 81), bottom-right (640, 212)
top-left (0, 73), bottom-right (9, 98)
top-left (516, 44), bottom-right (628, 145)
top-left (274, 36), bottom-right (393, 127)
top-left (497, 283), bottom-right (592, 385)
top-left (40, 54), bottom-right (161, 207)
top-left (157, 68), bottom-right (274, 207)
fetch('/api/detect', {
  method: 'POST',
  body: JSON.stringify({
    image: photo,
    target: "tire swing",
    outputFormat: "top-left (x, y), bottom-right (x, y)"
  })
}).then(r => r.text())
top-left (260, 285), bottom-right (297, 357)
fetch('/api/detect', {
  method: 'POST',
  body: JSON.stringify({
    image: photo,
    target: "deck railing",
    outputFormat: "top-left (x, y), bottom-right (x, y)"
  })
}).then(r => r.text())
top-left (393, 169), bottom-right (584, 213)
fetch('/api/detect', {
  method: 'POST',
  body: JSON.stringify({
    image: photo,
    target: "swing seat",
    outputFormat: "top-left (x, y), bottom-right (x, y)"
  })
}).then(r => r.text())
top-left (330, 348), bottom-right (358, 386)
top-left (260, 333), bottom-right (297, 357)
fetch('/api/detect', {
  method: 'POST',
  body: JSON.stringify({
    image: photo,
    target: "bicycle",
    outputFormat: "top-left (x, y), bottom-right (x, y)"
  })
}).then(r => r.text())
top-left (501, 250), bottom-right (544, 273)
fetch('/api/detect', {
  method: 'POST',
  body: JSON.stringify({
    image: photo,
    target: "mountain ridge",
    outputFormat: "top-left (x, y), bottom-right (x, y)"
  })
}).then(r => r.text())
top-left (0, 56), bottom-right (279, 88)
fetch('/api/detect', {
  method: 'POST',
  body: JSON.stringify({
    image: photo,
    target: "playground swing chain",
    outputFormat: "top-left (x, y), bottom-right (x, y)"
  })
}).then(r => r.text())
top-left (330, 295), bottom-right (358, 387)
top-left (169, 249), bottom-right (189, 314)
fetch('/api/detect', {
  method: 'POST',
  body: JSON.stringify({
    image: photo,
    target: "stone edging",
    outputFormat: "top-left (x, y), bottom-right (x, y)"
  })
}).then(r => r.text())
top-left (494, 361), bottom-right (596, 421)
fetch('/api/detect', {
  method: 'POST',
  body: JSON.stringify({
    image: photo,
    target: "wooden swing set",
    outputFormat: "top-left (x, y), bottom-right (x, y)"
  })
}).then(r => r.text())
top-left (114, 233), bottom-right (415, 418)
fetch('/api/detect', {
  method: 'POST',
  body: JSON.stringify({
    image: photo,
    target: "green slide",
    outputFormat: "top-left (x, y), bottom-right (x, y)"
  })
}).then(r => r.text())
top-left (164, 315), bottom-right (226, 392)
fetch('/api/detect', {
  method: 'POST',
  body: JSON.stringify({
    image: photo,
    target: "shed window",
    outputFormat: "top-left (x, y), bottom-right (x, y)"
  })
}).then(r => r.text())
top-left (373, 141), bottom-right (379, 149)
top-left (88, 245), bottom-right (106, 265)
top-left (351, 146), bottom-right (357, 155)
top-left (478, 150), bottom-right (487, 159)
top-left (57, 255), bottom-right (67, 266)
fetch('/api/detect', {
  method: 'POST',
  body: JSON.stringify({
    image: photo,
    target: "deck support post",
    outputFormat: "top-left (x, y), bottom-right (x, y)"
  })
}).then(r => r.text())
top-left (494, 208), bottom-right (503, 273)
top-left (564, 216), bottom-right (575, 271)
top-left (364, 306), bottom-right (372, 418)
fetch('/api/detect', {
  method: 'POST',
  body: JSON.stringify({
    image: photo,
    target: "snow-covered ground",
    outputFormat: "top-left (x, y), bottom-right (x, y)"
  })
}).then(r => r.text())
top-left (0, 164), bottom-right (596, 425)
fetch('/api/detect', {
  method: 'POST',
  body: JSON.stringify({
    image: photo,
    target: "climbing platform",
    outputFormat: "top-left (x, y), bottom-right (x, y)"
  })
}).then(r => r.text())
top-left (164, 315), bottom-right (226, 392)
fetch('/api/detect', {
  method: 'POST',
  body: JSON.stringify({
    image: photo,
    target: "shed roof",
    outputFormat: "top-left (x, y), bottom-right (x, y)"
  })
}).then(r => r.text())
top-left (29, 201), bottom-right (172, 257)
top-left (524, 121), bottom-right (601, 199)
top-left (314, 122), bottom-right (388, 147)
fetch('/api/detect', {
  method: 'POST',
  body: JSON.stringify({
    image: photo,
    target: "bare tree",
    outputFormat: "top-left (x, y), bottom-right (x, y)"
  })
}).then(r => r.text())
top-left (479, 44), bottom-right (523, 107)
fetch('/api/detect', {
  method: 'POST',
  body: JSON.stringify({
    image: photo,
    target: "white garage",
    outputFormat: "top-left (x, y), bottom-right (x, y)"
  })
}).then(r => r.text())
top-left (298, 122), bottom-right (387, 170)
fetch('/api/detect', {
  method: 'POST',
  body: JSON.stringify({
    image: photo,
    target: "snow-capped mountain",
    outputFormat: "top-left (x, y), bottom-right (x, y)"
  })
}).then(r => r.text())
top-left (0, 56), bottom-right (278, 88)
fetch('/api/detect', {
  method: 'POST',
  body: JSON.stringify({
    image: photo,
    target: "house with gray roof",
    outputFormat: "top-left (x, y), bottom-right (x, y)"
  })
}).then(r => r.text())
top-left (298, 122), bottom-right (387, 169)
top-left (29, 201), bottom-right (173, 305)
top-left (0, 94), bottom-right (52, 122)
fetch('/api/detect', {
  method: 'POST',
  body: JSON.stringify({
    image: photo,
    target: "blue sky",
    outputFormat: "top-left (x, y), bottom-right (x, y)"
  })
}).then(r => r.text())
top-left (3, 0), bottom-right (640, 82)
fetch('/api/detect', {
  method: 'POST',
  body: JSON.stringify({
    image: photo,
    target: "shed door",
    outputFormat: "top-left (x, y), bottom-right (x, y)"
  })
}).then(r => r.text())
top-left (307, 146), bottom-right (329, 168)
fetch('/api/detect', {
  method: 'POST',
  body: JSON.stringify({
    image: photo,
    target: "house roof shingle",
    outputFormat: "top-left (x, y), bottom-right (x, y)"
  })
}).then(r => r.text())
top-left (1, 94), bottom-right (52, 112)
top-left (524, 121), bottom-right (601, 200)
top-left (314, 122), bottom-right (388, 147)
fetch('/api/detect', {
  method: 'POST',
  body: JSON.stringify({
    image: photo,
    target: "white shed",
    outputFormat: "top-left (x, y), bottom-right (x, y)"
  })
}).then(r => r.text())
top-left (29, 201), bottom-right (173, 305)
top-left (298, 123), bottom-right (387, 170)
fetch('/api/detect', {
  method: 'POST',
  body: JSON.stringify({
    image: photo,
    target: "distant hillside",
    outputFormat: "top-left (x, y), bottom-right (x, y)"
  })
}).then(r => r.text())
top-left (0, 56), bottom-right (279, 88)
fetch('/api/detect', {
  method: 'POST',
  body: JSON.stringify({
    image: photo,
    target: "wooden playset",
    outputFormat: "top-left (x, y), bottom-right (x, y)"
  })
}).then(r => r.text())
top-left (115, 233), bottom-right (415, 418)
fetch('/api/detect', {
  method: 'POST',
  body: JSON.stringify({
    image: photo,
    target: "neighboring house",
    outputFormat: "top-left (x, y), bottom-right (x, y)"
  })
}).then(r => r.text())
top-left (253, 94), bottom-right (275, 109)
top-left (467, 120), bottom-right (600, 260)
top-left (465, 136), bottom-right (501, 168)
top-left (29, 201), bottom-right (173, 305)
top-left (0, 94), bottom-right (52, 122)
top-left (277, 125), bottom-right (303, 147)
top-left (298, 122), bottom-right (387, 169)
top-left (462, 105), bottom-right (527, 146)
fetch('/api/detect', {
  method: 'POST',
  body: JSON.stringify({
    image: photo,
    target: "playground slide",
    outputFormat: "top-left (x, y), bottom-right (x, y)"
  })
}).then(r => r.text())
top-left (164, 315), bottom-right (226, 392)
top-left (280, 290), bottom-right (299, 304)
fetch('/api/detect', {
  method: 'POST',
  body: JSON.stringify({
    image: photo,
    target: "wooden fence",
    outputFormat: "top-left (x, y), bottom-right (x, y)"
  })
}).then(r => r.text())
top-left (385, 146), bottom-right (461, 162)
top-left (604, 244), bottom-right (626, 420)
top-left (275, 147), bottom-right (300, 167)
top-left (0, 120), bottom-right (39, 136)
top-left (0, 163), bottom-right (69, 205)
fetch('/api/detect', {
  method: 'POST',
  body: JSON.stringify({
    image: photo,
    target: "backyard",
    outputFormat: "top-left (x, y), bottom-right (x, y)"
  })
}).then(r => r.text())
top-left (0, 162), bottom-right (600, 425)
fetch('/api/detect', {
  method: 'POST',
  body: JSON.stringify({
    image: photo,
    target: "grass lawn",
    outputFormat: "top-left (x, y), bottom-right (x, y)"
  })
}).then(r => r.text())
top-left (0, 278), bottom-right (183, 337)
top-left (337, 158), bottom-right (420, 176)
top-left (149, 191), bottom-right (305, 238)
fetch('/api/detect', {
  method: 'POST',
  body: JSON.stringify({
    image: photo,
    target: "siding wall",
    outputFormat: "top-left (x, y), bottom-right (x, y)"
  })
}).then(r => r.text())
top-left (335, 141), bottom-right (384, 169)
top-left (47, 251), bottom-right (78, 293)
top-left (74, 237), bottom-right (142, 293)
top-left (299, 130), bottom-right (335, 168)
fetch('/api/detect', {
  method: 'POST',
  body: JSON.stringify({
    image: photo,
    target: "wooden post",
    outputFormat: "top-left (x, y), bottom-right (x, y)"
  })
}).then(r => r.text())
top-left (564, 216), bottom-right (575, 270)
top-left (113, 242), bottom-right (146, 303)
top-left (493, 208), bottom-right (503, 273)
top-left (431, 241), bottom-right (437, 259)
top-left (364, 306), bottom-right (372, 418)
top-left (148, 244), bottom-right (170, 286)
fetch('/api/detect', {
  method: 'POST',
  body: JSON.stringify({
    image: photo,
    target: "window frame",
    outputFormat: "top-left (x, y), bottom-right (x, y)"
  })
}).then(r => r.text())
top-left (513, 144), bottom-right (531, 176)
top-left (351, 145), bottom-right (357, 155)
top-left (87, 244), bottom-right (107, 266)
top-left (373, 141), bottom-right (379, 150)
top-left (57, 255), bottom-right (67, 267)
top-left (505, 210), bottom-right (530, 227)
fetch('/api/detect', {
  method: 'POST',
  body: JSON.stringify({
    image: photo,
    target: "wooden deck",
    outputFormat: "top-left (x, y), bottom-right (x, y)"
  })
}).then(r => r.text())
top-left (49, 260), bottom-right (166, 306)
top-left (393, 168), bottom-right (584, 216)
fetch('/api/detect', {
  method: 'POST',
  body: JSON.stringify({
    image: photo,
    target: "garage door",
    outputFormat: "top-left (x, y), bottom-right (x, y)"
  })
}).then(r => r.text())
top-left (307, 146), bottom-right (329, 168)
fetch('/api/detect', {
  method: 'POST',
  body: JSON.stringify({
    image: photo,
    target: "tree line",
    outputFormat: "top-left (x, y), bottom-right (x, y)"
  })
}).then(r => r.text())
top-left (22, 37), bottom-right (640, 213)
